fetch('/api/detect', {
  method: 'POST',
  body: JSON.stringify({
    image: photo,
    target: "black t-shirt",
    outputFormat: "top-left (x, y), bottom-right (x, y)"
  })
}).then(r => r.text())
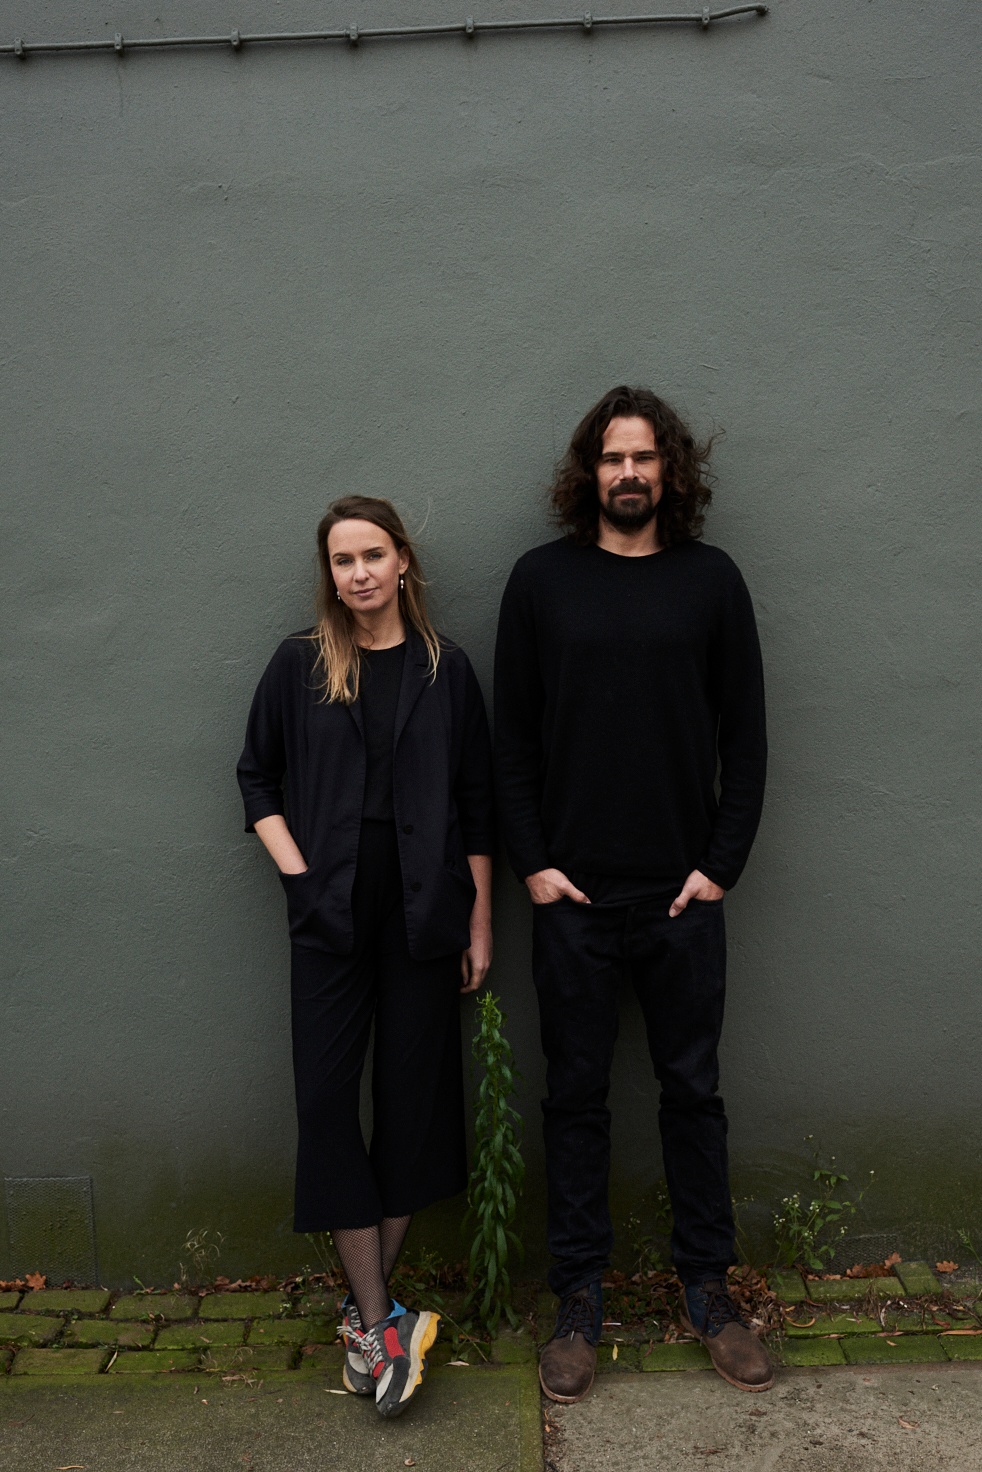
top-left (359, 643), bottom-right (407, 822)
top-left (493, 538), bottom-right (766, 902)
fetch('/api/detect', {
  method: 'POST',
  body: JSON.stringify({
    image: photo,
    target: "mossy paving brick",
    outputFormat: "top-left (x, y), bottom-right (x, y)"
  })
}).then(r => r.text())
top-left (597, 1342), bottom-right (641, 1371)
top-left (18, 1289), bottom-right (111, 1315)
top-left (767, 1270), bottom-right (808, 1302)
top-left (775, 1338), bottom-right (848, 1367)
top-left (11, 1347), bottom-right (110, 1375)
top-left (0, 1348), bottom-right (13, 1372)
top-left (199, 1292), bottom-right (291, 1320)
top-left (64, 1321), bottom-right (155, 1349)
top-left (0, 1292), bottom-right (23, 1311)
top-left (784, 1313), bottom-right (883, 1338)
top-left (293, 1343), bottom-right (346, 1374)
top-left (155, 1322), bottom-right (246, 1349)
top-left (111, 1293), bottom-right (197, 1321)
top-left (804, 1278), bottom-right (899, 1304)
top-left (201, 1345), bottom-right (297, 1373)
top-left (941, 1335), bottom-right (982, 1361)
top-left (297, 1292), bottom-right (340, 1317)
top-left (842, 1334), bottom-right (946, 1365)
top-left (0, 1313), bottom-right (64, 1346)
top-left (109, 1350), bottom-right (201, 1373)
top-left (894, 1261), bottom-right (941, 1296)
top-left (248, 1318), bottom-right (332, 1347)
top-left (491, 1331), bottom-right (537, 1366)
top-left (641, 1341), bottom-right (712, 1371)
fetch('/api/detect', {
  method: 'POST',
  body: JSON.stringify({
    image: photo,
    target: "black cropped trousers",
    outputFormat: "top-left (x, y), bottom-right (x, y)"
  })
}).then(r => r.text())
top-left (290, 821), bottom-right (467, 1232)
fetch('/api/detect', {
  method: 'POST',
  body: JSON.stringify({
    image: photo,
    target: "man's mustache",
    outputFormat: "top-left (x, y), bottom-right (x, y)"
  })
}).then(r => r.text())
top-left (610, 478), bottom-right (652, 497)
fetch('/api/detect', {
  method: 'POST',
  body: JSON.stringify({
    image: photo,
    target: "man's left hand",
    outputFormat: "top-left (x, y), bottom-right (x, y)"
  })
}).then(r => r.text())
top-left (669, 869), bottom-right (725, 917)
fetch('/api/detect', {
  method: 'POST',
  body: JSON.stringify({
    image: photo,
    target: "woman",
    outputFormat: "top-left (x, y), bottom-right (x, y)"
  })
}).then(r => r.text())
top-left (237, 496), bottom-right (493, 1418)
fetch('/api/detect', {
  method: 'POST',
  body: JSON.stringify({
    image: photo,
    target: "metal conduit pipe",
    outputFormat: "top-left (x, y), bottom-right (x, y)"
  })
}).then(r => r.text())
top-left (2, 7), bottom-right (767, 61)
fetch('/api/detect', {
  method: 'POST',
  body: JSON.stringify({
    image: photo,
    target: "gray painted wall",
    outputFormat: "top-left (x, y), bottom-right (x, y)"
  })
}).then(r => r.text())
top-left (2, 0), bottom-right (980, 1285)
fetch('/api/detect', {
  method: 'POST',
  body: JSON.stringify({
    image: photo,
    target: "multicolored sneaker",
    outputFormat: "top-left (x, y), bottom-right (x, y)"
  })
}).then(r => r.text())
top-left (339, 1296), bottom-right (406, 1395)
top-left (348, 1308), bottom-right (441, 1418)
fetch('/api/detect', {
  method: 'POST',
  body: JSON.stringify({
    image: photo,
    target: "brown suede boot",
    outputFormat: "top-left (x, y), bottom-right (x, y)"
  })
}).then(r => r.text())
top-left (538, 1284), bottom-right (602, 1404)
top-left (681, 1279), bottom-right (774, 1393)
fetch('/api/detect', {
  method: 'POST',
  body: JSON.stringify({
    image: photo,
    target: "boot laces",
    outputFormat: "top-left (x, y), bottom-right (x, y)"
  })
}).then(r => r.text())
top-left (698, 1280), bottom-right (741, 1336)
top-left (555, 1290), bottom-right (597, 1341)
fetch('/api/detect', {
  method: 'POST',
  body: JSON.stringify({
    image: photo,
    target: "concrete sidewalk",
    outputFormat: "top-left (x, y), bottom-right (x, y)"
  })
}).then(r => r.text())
top-left (0, 1363), bottom-right (542, 1472)
top-left (547, 1363), bottom-right (982, 1471)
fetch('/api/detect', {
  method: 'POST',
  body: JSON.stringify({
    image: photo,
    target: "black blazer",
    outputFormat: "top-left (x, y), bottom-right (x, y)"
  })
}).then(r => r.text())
top-left (237, 627), bottom-right (494, 960)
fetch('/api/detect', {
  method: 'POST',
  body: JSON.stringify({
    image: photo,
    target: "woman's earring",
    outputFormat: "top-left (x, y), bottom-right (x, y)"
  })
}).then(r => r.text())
top-left (399, 576), bottom-right (405, 592)
top-left (336, 589), bottom-right (341, 601)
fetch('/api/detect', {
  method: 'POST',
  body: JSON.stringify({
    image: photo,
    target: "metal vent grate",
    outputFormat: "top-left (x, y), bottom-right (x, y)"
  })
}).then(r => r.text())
top-left (3, 1176), bottom-right (98, 1286)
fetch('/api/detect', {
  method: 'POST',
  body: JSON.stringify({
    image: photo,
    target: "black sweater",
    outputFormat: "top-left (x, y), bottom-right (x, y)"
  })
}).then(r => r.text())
top-left (493, 538), bottom-right (766, 899)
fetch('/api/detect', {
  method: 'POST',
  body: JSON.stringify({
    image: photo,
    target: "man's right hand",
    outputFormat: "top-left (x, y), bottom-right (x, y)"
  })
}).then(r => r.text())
top-left (525, 868), bottom-right (591, 905)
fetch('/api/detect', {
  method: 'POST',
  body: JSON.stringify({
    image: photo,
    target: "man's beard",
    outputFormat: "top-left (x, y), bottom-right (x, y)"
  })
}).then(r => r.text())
top-left (600, 478), bottom-right (659, 531)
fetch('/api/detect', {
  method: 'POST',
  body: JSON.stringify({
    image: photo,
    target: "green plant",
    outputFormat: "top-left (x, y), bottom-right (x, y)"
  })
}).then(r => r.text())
top-left (732, 1194), bottom-right (758, 1268)
top-left (771, 1142), bottom-right (872, 1273)
top-left (303, 1232), bottom-right (341, 1279)
top-left (627, 1212), bottom-right (665, 1275)
top-left (463, 993), bottom-right (525, 1335)
top-left (957, 1228), bottom-right (982, 1267)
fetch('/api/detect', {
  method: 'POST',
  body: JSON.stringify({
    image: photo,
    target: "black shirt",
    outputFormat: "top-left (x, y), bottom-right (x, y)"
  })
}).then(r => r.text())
top-left (359, 643), bottom-right (407, 822)
top-left (493, 538), bottom-right (766, 901)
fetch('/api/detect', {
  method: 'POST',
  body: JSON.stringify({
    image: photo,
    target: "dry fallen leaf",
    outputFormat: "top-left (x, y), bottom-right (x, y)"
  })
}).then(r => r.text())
top-left (612, 1344), bottom-right (619, 1360)
top-left (884, 1252), bottom-right (902, 1268)
top-left (405, 1461), bottom-right (417, 1467)
top-left (898, 1417), bottom-right (920, 1430)
top-left (935, 1261), bottom-right (958, 1274)
top-left (448, 1360), bottom-right (471, 1367)
top-left (25, 1273), bottom-right (46, 1291)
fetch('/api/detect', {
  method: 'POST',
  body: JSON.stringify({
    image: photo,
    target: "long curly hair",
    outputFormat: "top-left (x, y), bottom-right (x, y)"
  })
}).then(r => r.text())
top-left (549, 385), bottom-right (716, 547)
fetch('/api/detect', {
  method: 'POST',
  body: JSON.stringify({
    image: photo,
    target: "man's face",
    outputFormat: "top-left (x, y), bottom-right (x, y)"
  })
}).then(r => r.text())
top-left (595, 416), bottom-right (663, 531)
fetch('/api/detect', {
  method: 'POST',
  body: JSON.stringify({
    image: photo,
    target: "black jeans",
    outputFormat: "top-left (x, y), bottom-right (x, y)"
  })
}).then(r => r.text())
top-left (532, 894), bottom-right (735, 1297)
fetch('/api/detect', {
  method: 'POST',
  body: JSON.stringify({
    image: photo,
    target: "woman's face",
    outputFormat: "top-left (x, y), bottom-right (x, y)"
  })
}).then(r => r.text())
top-left (327, 519), bottom-right (410, 618)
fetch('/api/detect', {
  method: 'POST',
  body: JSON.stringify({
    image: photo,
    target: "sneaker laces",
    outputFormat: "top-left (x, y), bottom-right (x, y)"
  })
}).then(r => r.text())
top-left (339, 1299), bottom-right (363, 1341)
top-left (695, 1280), bottom-right (742, 1337)
top-left (554, 1290), bottom-right (598, 1342)
top-left (343, 1321), bottom-right (386, 1375)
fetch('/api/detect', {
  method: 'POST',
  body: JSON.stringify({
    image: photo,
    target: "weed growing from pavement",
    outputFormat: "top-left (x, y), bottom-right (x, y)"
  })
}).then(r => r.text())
top-left (178, 1228), bottom-right (226, 1288)
top-left (462, 992), bottom-right (526, 1336)
top-left (772, 1139), bottom-right (873, 1272)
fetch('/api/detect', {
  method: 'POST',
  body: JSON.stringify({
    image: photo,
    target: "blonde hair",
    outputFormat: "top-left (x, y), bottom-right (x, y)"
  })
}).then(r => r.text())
top-left (308, 496), bottom-right (441, 704)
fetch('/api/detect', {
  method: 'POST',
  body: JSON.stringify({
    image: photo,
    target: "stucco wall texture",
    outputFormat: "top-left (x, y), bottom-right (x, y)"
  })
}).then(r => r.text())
top-left (2, 1), bottom-right (980, 1285)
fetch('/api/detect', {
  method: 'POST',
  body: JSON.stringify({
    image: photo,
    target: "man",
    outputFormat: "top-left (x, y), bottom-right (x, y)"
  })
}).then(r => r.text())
top-left (494, 385), bottom-right (770, 1402)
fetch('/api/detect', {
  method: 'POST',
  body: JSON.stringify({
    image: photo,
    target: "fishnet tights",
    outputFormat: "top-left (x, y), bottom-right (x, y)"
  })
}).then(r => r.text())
top-left (332, 1215), bottom-right (412, 1330)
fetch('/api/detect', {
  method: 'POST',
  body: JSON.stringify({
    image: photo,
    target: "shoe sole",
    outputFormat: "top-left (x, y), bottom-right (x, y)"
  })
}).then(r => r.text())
top-left (680, 1311), bottom-right (775, 1393)
top-left (377, 1311), bottom-right (441, 1419)
top-left (341, 1359), bottom-right (374, 1395)
top-left (538, 1363), bottom-right (596, 1404)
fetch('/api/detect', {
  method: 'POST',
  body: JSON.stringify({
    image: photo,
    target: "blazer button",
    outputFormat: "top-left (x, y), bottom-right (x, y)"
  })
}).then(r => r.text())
top-left (410, 881), bottom-right (422, 892)
top-left (403, 824), bottom-right (414, 834)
